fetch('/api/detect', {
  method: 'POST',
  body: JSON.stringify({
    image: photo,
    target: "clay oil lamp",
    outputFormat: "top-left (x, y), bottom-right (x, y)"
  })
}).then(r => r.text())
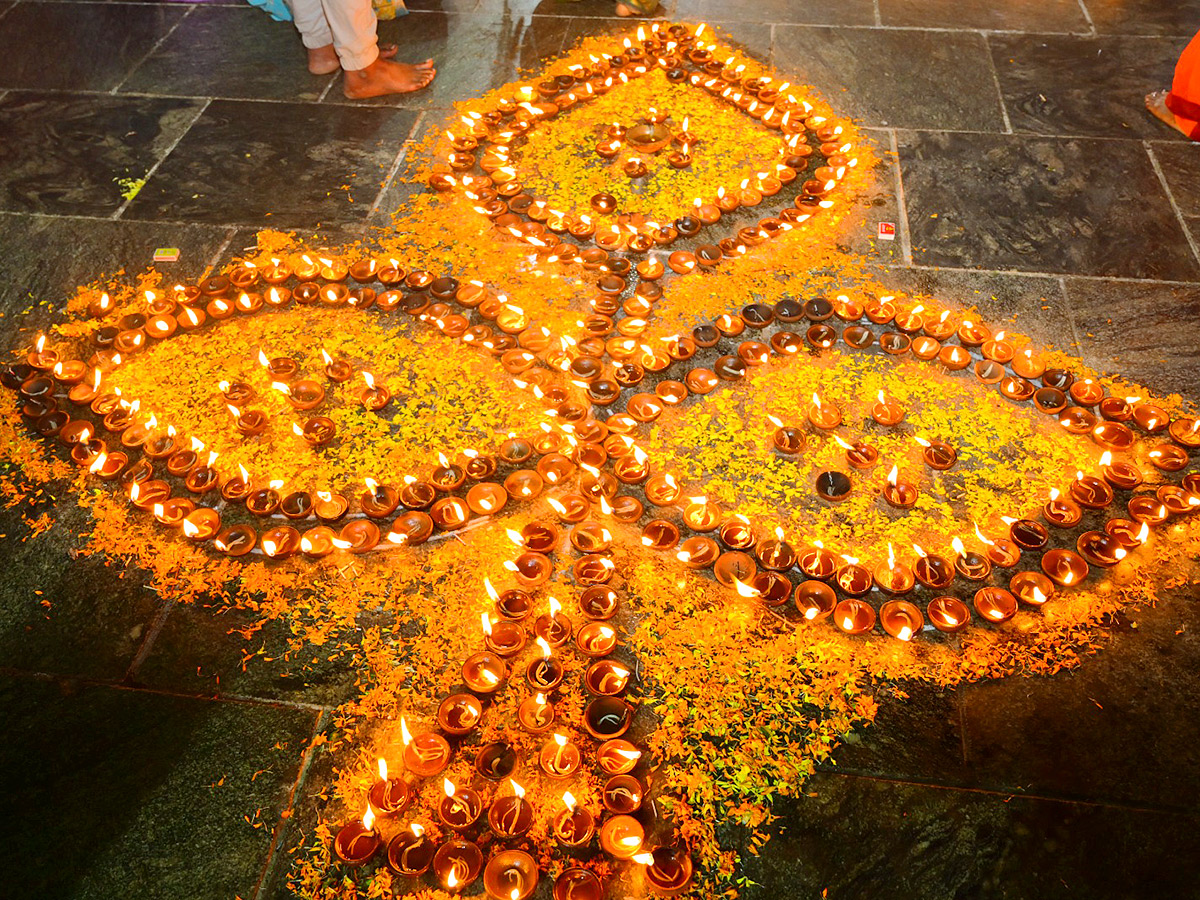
top-left (539, 732), bottom-right (582, 778)
top-left (400, 478), bottom-right (437, 510)
top-left (462, 650), bottom-right (507, 695)
top-left (597, 739), bottom-right (642, 776)
top-left (799, 543), bottom-right (838, 581)
top-left (1148, 443), bottom-right (1189, 472)
top-left (482, 613), bottom-right (527, 658)
top-left (26, 335), bottom-right (59, 370)
top-left (517, 692), bottom-right (556, 733)
top-left (526, 637), bottom-right (565, 691)
top-left (580, 585), bottom-right (620, 620)
top-left (879, 599), bottom-right (924, 641)
top-left (1128, 495), bottom-right (1169, 525)
top-left (576, 621), bottom-right (618, 657)
top-left (1041, 548), bottom-right (1089, 587)
top-left (585, 658), bottom-right (631, 697)
top-left (213, 524), bottom-right (258, 557)
top-left (1076, 530), bottom-right (1127, 568)
top-left (246, 482), bottom-right (284, 516)
top-left (400, 717), bottom-right (451, 777)
top-left (299, 526), bottom-right (336, 558)
top-left (1000, 376), bottom-right (1036, 402)
top-left (228, 405), bottom-right (268, 437)
top-left (279, 379), bottom-right (325, 411)
top-left (313, 490), bottom-right (349, 522)
top-left (358, 372), bottom-right (391, 411)
top-left (815, 470), bottom-right (853, 503)
top-left (916, 436), bottom-right (957, 470)
top-left (87, 450), bottom-right (129, 482)
top-left (505, 550), bottom-right (553, 588)
top-left (257, 348), bottom-right (298, 382)
top-left (367, 758), bottom-right (412, 818)
top-left (634, 846), bottom-right (694, 897)
top-left (973, 522), bottom-right (1022, 567)
top-left (767, 415), bottom-right (806, 455)
top-left (569, 520), bottom-right (614, 552)
top-left (334, 806), bottom-right (381, 866)
top-left (555, 868), bottom-right (603, 900)
top-left (438, 693), bottom-right (483, 736)
top-left (553, 792), bottom-right (595, 848)
top-left (952, 536), bottom-right (992, 581)
top-left (1131, 400), bottom-right (1169, 433)
top-left (320, 349), bottom-right (353, 383)
top-left (755, 526), bottom-right (797, 571)
top-left (439, 778), bottom-right (484, 832)
top-left (360, 478), bottom-right (399, 517)
top-left (1011, 346), bottom-right (1046, 380)
top-left (583, 696), bottom-right (633, 740)
top-left (717, 516), bottom-right (757, 551)
top-left (533, 596), bottom-right (572, 647)
top-left (834, 597), bottom-right (876, 635)
top-left (1007, 516), bottom-right (1049, 551)
top-left (600, 814), bottom-right (645, 859)
top-left (387, 824), bottom-right (435, 877)
top-left (1106, 518), bottom-right (1150, 552)
top-left (295, 416), bottom-right (336, 447)
top-left (483, 849), bottom-right (538, 900)
top-left (927, 596), bottom-right (970, 633)
top-left (973, 587), bottom-right (1018, 623)
top-left (912, 544), bottom-right (954, 590)
top-left (1169, 416), bottom-right (1200, 448)
top-left (870, 390), bottom-right (905, 426)
top-left (882, 465), bottom-right (917, 509)
top-left (1070, 472), bottom-right (1115, 509)
top-left (1042, 488), bottom-right (1082, 528)
top-left (602, 774), bottom-right (643, 815)
top-left (807, 392), bottom-right (841, 430)
top-left (874, 544), bottom-right (915, 595)
top-left (487, 779), bottom-right (534, 840)
top-left (833, 435), bottom-right (879, 470)
top-left (833, 557), bottom-right (873, 597)
top-left (433, 838), bottom-right (482, 892)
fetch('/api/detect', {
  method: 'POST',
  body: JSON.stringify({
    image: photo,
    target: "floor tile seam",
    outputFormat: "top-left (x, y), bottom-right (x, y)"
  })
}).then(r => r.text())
top-left (251, 708), bottom-right (328, 900)
top-left (111, 97), bottom-right (211, 221)
top-left (0, 3), bottom-right (13, 23)
top-left (121, 595), bottom-right (178, 683)
top-left (821, 768), bottom-right (1200, 816)
top-left (1073, 0), bottom-right (1097, 37)
top-left (872, 0), bottom-right (881, 27)
top-left (887, 128), bottom-right (913, 265)
top-left (1057, 275), bottom-right (1086, 353)
top-left (867, 125), bottom-right (1172, 145)
top-left (205, 226), bottom-right (241, 272)
top-left (883, 262), bottom-right (1200, 288)
top-left (0, 665), bottom-right (338, 712)
top-left (365, 111), bottom-right (423, 221)
top-left (1145, 141), bottom-right (1200, 271)
top-left (981, 32), bottom-right (1014, 134)
top-left (108, 3), bottom-right (195, 96)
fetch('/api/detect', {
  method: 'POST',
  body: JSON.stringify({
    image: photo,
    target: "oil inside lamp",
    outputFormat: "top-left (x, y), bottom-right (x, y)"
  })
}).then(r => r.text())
top-left (439, 777), bottom-right (484, 830)
top-left (539, 732), bottom-right (582, 778)
top-left (882, 465), bottom-right (917, 509)
top-left (400, 716), bottom-right (451, 777)
top-left (367, 757), bottom-right (412, 817)
top-left (768, 414), bottom-right (806, 454)
top-left (952, 536), bottom-right (992, 581)
top-left (927, 596), bottom-right (970, 633)
top-left (387, 823), bottom-right (434, 877)
top-left (334, 805), bottom-right (381, 866)
top-left (553, 792), bottom-right (595, 847)
top-left (870, 390), bottom-right (905, 426)
top-left (807, 392), bottom-right (841, 429)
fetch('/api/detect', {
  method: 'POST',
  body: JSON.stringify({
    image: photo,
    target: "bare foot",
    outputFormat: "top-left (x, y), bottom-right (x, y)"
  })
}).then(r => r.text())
top-left (616, 2), bottom-right (658, 15)
top-left (308, 44), bottom-right (339, 76)
top-left (1146, 90), bottom-right (1188, 136)
top-left (344, 57), bottom-right (436, 98)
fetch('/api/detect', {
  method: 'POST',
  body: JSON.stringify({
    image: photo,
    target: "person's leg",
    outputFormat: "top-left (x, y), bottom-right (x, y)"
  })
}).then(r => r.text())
top-left (289, 0), bottom-right (342, 74)
top-left (615, 0), bottom-right (658, 16)
top-left (320, 0), bottom-right (435, 97)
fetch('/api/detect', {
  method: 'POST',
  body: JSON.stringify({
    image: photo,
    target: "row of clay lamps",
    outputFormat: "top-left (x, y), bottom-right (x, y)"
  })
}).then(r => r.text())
top-left (333, 518), bottom-right (691, 896)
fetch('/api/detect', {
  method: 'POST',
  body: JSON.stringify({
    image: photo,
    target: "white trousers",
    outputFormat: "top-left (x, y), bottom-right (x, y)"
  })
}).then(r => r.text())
top-left (290, 0), bottom-right (379, 71)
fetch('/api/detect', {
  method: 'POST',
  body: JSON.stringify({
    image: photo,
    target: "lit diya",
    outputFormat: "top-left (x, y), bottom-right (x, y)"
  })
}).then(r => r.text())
top-left (334, 806), bottom-right (381, 866)
top-left (367, 758), bottom-right (412, 817)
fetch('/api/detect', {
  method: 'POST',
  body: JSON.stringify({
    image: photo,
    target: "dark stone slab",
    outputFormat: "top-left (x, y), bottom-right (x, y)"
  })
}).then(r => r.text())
top-left (0, 214), bottom-right (232, 313)
top-left (837, 130), bottom-right (906, 265)
top-left (773, 26), bottom-right (1006, 132)
top-left (1083, 0), bottom-right (1200, 37)
top-left (879, 266), bottom-right (1074, 348)
top-left (0, 676), bottom-right (317, 900)
top-left (323, 11), bottom-right (573, 108)
top-left (1063, 279), bottom-right (1200, 397)
top-left (0, 93), bottom-right (205, 217)
top-left (880, 0), bottom-right (1088, 32)
top-left (825, 683), bottom-right (967, 784)
top-left (680, 0), bottom-right (875, 26)
top-left (120, 6), bottom-right (334, 101)
top-left (957, 586), bottom-right (1200, 811)
top-left (133, 599), bottom-right (359, 706)
top-left (897, 130), bottom-right (1200, 281)
top-left (991, 33), bottom-right (1188, 140)
top-left (0, 504), bottom-right (166, 681)
top-left (745, 770), bottom-right (1200, 899)
top-left (0, 2), bottom-right (187, 91)
top-left (123, 100), bottom-right (418, 228)
top-left (1152, 141), bottom-right (1200, 217)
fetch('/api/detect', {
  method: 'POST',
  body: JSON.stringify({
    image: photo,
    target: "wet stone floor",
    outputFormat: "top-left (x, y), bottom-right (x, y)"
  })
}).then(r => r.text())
top-left (0, 0), bottom-right (1199, 898)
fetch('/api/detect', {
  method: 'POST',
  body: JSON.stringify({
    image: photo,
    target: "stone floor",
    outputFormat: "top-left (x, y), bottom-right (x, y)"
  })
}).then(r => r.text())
top-left (0, 0), bottom-right (1198, 898)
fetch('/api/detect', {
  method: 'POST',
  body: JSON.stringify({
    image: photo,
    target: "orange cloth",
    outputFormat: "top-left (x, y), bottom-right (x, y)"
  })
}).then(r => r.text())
top-left (1166, 30), bottom-right (1200, 140)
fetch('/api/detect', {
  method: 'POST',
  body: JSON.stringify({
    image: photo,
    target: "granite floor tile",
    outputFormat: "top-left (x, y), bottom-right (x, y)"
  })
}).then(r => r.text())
top-left (741, 771), bottom-right (1200, 900)
top-left (773, 27), bottom-right (1006, 132)
top-left (1082, 0), bottom-right (1200, 37)
top-left (836, 131), bottom-right (906, 264)
top-left (0, 2), bottom-right (188, 91)
top-left (0, 676), bottom-right (317, 900)
top-left (133, 599), bottom-right (360, 706)
top-left (879, 266), bottom-right (1074, 347)
top-left (957, 583), bottom-right (1200, 811)
top-left (0, 93), bottom-right (205, 217)
top-left (1063, 278), bottom-right (1200, 397)
top-left (120, 6), bottom-right (334, 101)
top-left (0, 504), bottom-right (166, 681)
top-left (323, 11), bottom-right (572, 108)
top-left (123, 100), bottom-right (419, 228)
top-left (991, 34), bottom-right (1188, 140)
top-left (1152, 141), bottom-right (1200, 217)
top-left (683, 0), bottom-right (875, 26)
top-left (879, 0), bottom-right (1089, 32)
top-left (898, 130), bottom-right (1200, 280)
top-left (0, 214), bottom-right (232, 314)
